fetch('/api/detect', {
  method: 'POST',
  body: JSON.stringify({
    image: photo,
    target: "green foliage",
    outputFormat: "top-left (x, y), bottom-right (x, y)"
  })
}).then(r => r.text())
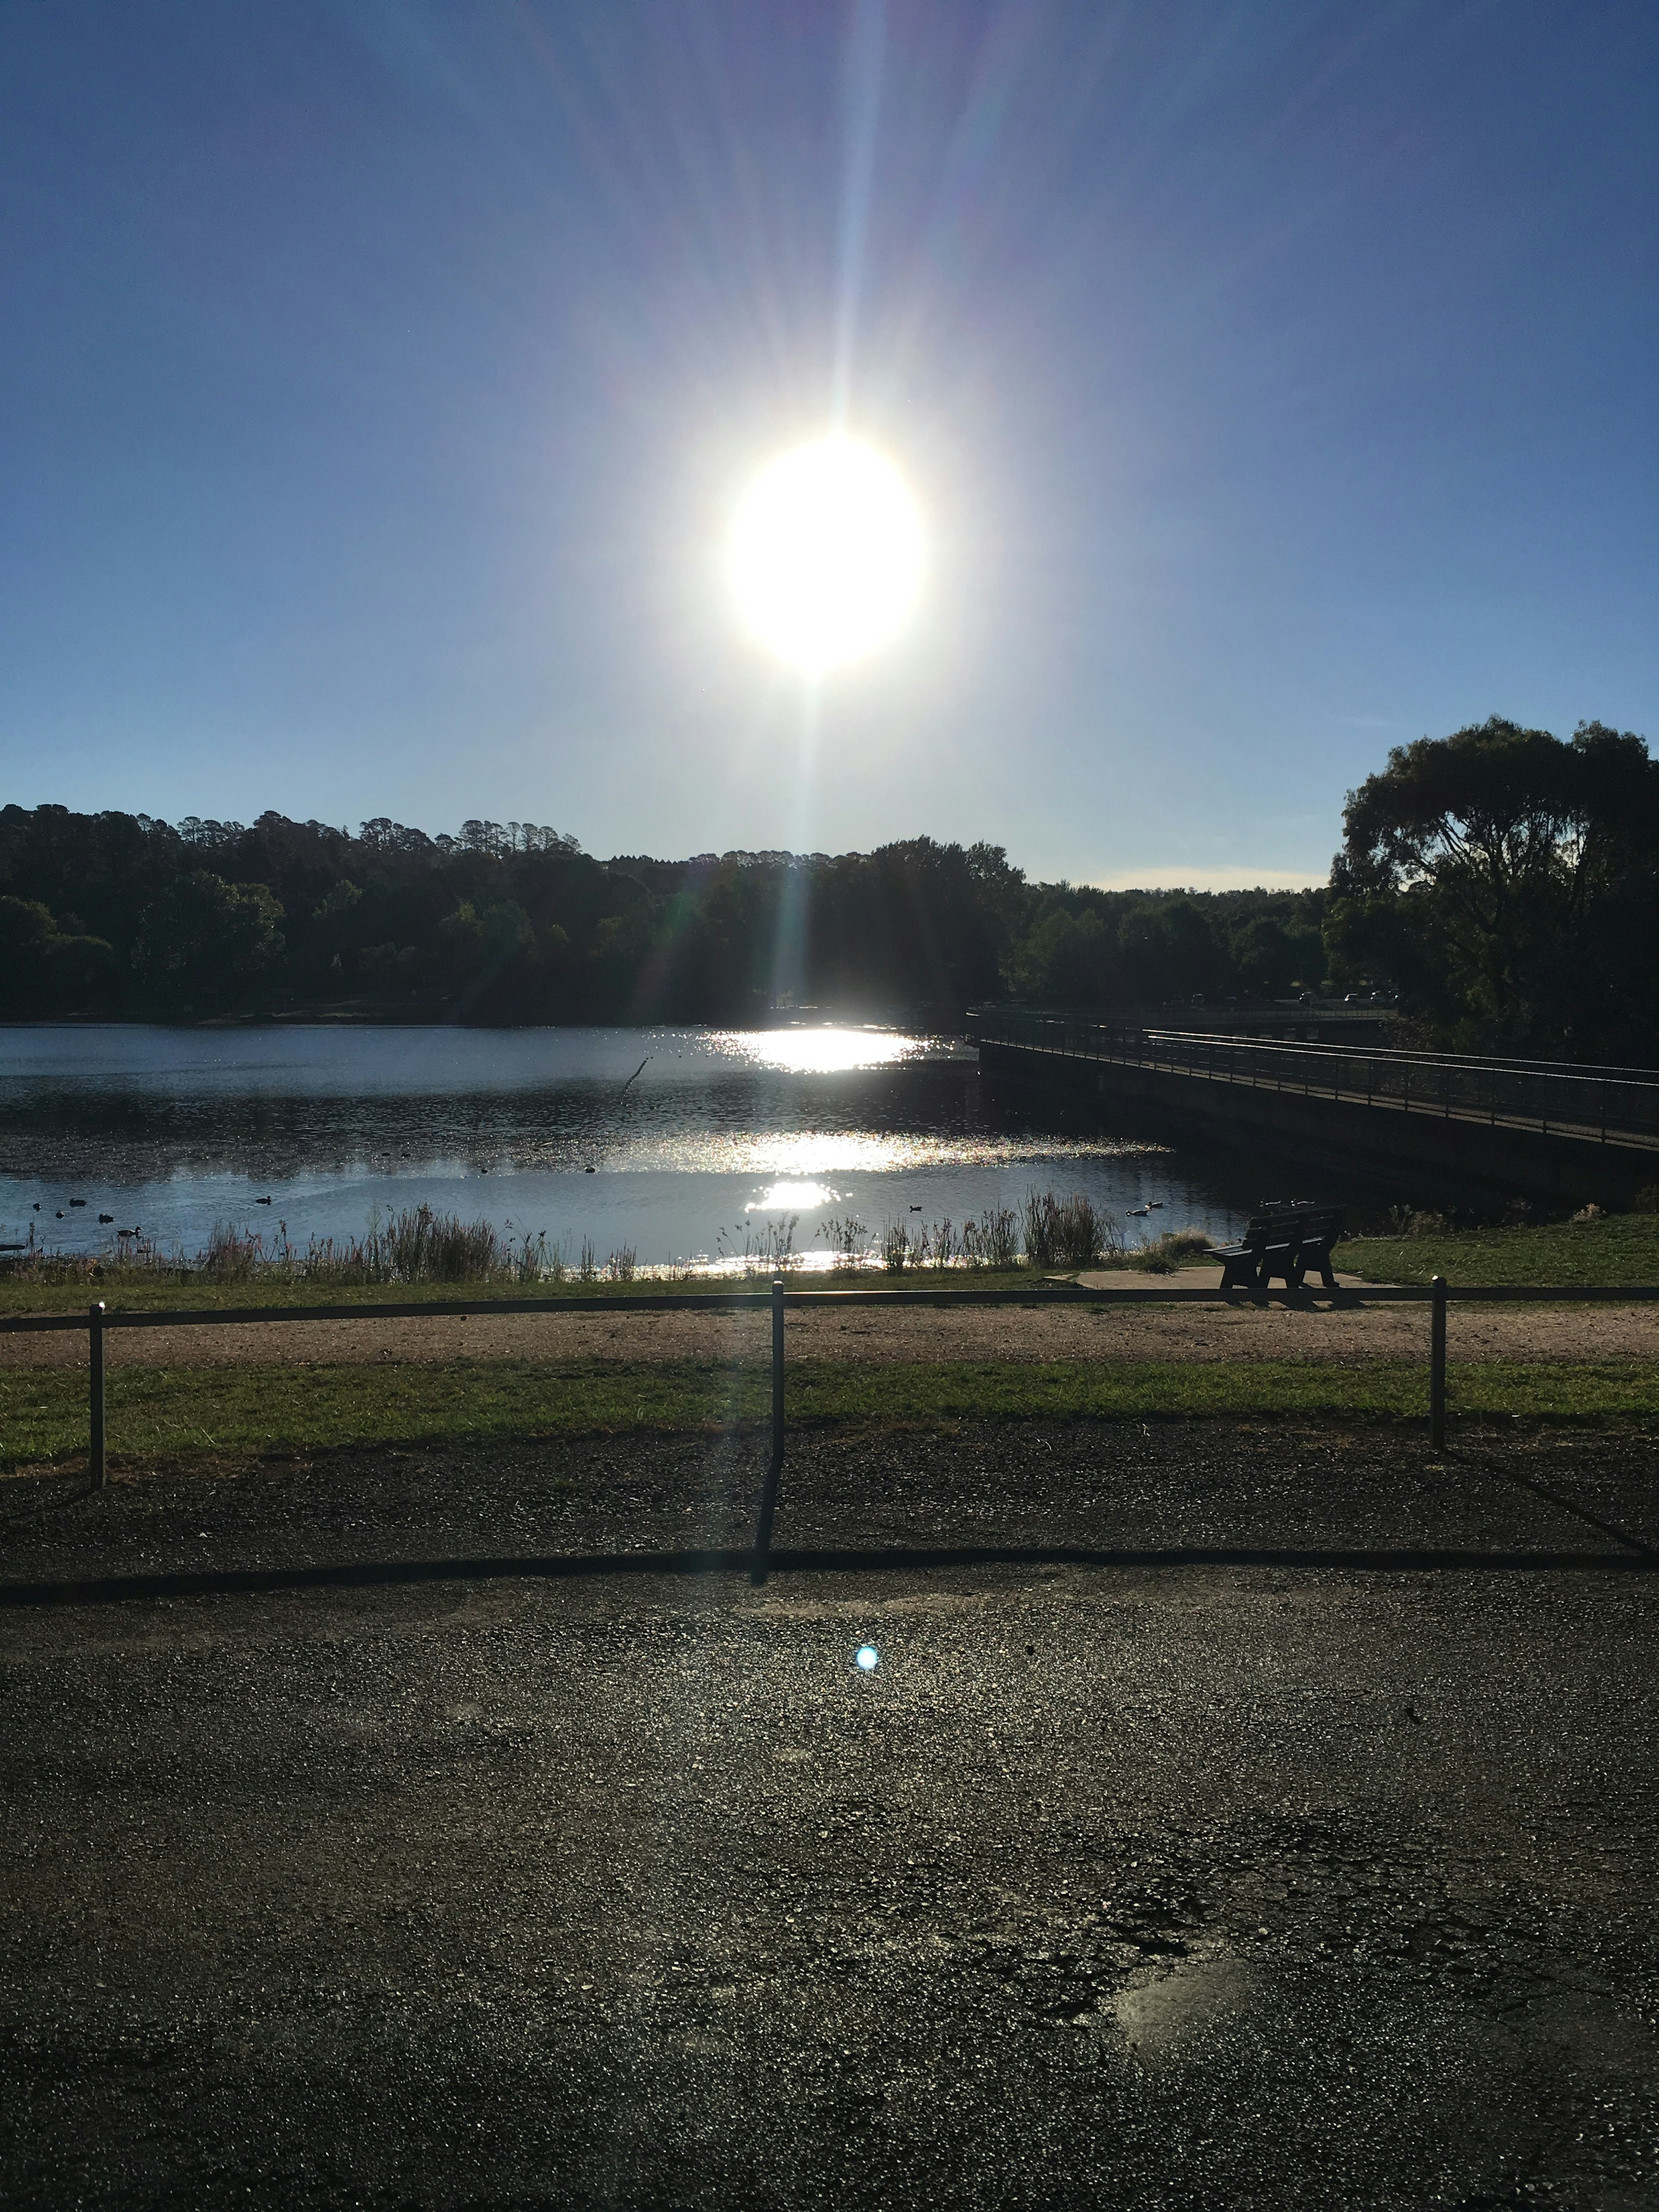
top-left (999, 885), bottom-right (1332, 1011)
top-left (311, 879), bottom-right (362, 919)
top-left (132, 871), bottom-right (285, 1014)
top-left (1, 724), bottom-right (1650, 1045)
top-left (0, 895), bottom-right (117, 1014)
top-left (1229, 911), bottom-right (1325, 998)
top-left (0, 807), bottom-right (1035, 1025)
top-left (1329, 716), bottom-right (1659, 1058)
top-left (1122, 1229), bottom-right (1214, 1274)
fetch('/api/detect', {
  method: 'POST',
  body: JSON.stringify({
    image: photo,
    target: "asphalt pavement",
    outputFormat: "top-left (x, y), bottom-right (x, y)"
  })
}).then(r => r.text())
top-left (1, 1422), bottom-right (1655, 2209)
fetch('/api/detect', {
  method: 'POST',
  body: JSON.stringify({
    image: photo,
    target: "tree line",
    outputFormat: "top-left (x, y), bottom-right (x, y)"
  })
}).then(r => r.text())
top-left (0, 716), bottom-right (1653, 1058)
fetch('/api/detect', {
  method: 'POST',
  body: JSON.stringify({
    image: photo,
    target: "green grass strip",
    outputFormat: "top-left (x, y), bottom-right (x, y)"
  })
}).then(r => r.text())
top-left (0, 1269), bottom-right (1038, 1319)
top-left (3, 1357), bottom-right (1657, 1471)
top-left (1340, 1211), bottom-right (1659, 1287)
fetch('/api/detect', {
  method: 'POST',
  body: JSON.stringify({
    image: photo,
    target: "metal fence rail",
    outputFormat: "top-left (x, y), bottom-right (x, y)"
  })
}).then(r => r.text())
top-left (972, 1011), bottom-right (1659, 1153)
top-left (3, 1277), bottom-right (1657, 1581)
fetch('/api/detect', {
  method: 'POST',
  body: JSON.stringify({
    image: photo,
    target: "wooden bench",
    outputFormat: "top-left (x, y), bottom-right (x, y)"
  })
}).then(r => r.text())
top-left (1208, 1200), bottom-right (1345, 1292)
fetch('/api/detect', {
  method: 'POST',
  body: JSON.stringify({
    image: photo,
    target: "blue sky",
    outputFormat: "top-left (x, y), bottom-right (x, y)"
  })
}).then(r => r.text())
top-left (2, 0), bottom-right (1654, 886)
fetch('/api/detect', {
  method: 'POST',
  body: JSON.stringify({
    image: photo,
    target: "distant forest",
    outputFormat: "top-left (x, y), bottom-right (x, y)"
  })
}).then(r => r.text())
top-left (2, 717), bottom-right (1655, 1059)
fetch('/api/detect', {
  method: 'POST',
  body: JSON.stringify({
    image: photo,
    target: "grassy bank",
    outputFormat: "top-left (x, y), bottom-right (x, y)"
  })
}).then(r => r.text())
top-left (4, 1211), bottom-right (1656, 1325)
top-left (1338, 1210), bottom-right (1659, 1287)
top-left (0, 1266), bottom-right (1043, 1319)
top-left (5, 1355), bottom-right (1657, 1473)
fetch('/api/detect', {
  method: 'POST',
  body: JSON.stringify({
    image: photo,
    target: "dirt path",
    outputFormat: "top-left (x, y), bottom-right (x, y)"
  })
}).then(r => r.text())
top-left (4, 1279), bottom-right (1656, 1369)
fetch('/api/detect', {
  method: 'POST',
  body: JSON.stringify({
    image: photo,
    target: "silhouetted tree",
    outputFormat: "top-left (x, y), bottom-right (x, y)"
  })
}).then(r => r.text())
top-left (132, 872), bottom-right (285, 1015)
top-left (1328, 717), bottom-right (1659, 1057)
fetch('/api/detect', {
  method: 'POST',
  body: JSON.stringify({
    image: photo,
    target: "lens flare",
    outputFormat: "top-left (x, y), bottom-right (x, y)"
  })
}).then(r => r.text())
top-left (728, 437), bottom-right (923, 673)
top-left (855, 1644), bottom-right (880, 1672)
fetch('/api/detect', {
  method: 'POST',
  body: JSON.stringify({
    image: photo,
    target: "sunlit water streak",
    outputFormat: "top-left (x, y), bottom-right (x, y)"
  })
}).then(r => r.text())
top-left (0, 1023), bottom-right (1254, 1267)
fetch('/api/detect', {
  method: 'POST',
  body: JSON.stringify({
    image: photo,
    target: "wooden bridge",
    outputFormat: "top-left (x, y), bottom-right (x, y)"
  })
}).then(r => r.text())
top-left (969, 1011), bottom-right (1659, 1205)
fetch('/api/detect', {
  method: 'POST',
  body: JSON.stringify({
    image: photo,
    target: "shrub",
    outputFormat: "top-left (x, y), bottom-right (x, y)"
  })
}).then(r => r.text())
top-left (1124, 1228), bottom-right (1212, 1274)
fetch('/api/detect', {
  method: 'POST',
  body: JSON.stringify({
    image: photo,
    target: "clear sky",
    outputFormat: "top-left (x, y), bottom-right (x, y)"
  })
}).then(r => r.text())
top-left (2, 1), bottom-right (1654, 887)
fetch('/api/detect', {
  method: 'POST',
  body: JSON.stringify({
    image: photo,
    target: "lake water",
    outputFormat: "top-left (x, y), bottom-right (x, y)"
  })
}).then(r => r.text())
top-left (0, 1024), bottom-right (1256, 1270)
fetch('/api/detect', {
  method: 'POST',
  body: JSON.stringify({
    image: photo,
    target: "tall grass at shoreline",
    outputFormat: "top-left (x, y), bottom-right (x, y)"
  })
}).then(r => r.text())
top-left (0, 1185), bottom-right (1223, 1295)
top-left (3, 1205), bottom-right (563, 1290)
top-left (1022, 1190), bottom-right (1115, 1269)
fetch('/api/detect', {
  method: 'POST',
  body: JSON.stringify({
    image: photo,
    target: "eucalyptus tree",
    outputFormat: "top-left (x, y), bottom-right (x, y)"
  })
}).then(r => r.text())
top-left (1329, 717), bottom-right (1659, 1058)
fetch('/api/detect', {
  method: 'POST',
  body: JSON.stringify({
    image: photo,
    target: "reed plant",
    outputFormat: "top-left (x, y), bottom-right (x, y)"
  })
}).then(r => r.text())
top-left (1021, 1189), bottom-right (1120, 1269)
top-left (877, 1195), bottom-right (1115, 1274)
top-left (2, 1206), bottom-right (568, 1290)
top-left (961, 1207), bottom-right (1019, 1270)
top-left (713, 1214), bottom-right (802, 1276)
top-left (880, 1219), bottom-right (917, 1272)
top-left (817, 1214), bottom-right (871, 1269)
top-left (203, 1222), bottom-right (270, 1279)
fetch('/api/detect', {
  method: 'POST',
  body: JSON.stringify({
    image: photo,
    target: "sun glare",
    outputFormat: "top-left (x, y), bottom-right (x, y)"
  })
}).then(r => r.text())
top-left (727, 436), bottom-right (923, 673)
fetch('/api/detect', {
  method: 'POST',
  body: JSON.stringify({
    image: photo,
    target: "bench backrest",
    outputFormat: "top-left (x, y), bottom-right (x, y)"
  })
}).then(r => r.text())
top-left (1293, 1208), bottom-right (1344, 1244)
top-left (1241, 1203), bottom-right (1345, 1249)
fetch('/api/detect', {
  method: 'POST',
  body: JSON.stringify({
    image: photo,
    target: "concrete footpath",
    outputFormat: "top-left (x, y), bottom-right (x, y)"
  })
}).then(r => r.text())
top-left (0, 1424), bottom-right (1655, 2209)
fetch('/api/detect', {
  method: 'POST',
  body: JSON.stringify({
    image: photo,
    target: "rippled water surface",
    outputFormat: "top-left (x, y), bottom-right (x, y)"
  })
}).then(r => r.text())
top-left (0, 1025), bottom-right (1255, 1267)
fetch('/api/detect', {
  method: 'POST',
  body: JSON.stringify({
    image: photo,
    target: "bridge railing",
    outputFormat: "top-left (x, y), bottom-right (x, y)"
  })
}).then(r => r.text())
top-left (969, 1011), bottom-right (1659, 1152)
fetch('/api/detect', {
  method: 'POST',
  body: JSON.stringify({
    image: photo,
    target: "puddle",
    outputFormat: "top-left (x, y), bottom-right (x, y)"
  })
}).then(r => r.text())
top-left (1111, 1955), bottom-right (1251, 2057)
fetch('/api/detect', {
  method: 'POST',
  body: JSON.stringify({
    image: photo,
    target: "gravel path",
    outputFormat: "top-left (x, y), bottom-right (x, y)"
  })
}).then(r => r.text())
top-left (0, 1424), bottom-right (1655, 2208)
top-left (4, 1282), bottom-right (1657, 1369)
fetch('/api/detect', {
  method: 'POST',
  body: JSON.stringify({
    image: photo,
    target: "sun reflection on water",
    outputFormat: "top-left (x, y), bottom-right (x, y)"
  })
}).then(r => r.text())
top-left (706, 1028), bottom-right (922, 1074)
top-left (564, 1129), bottom-right (1162, 1176)
top-left (744, 1180), bottom-right (840, 1212)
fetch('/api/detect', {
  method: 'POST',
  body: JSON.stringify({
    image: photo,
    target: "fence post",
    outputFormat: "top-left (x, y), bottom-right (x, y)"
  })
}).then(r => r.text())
top-left (1429, 1275), bottom-right (1447, 1452)
top-left (89, 1300), bottom-right (106, 1490)
top-left (750, 1276), bottom-right (787, 1585)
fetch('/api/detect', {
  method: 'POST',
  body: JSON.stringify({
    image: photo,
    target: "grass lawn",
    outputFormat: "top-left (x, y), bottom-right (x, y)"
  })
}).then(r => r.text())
top-left (0, 1268), bottom-right (1040, 1319)
top-left (4, 1355), bottom-right (1657, 1475)
top-left (1336, 1210), bottom-right (1659, 1287)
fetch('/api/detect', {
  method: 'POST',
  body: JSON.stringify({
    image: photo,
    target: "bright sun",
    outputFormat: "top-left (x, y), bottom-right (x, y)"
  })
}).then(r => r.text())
top-left (727, 435), bottom-right (923, 674)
